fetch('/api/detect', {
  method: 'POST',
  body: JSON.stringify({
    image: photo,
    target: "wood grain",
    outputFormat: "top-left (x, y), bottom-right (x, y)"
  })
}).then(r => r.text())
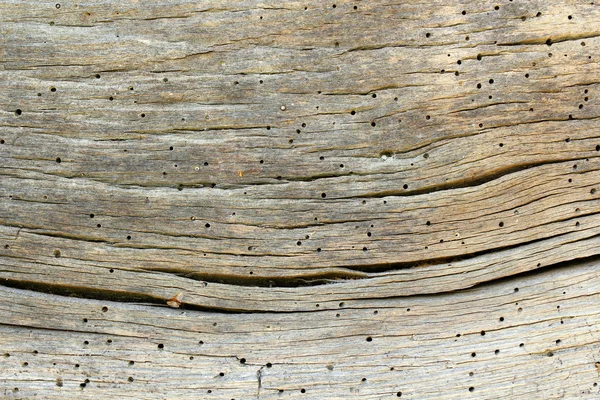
top-left (1, 261), bottom-right (600, 399)
top-left (2, 0), bottom-right (600, 397)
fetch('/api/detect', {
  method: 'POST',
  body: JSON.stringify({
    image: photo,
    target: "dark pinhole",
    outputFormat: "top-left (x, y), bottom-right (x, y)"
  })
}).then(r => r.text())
top-left (240, 358), bottom-right (246, 364)
top-left (321, 193), bottom-right (326, 198)
top-left (476, 83), bottom-right (482, 89)
top-left (205, 223), bottom-right (211, 228)
top-left (489, 79), bottom-right (494, 84)
top-left (469, 387), bottom-right (475, 392)
top-left (54, 249), bottom-right (61, 258)
top-left (372, 94), bottom-right (377, 98)
top-left (499, 222), bottom-right (504, 227)
top-left (51, 87), bottom-right (57, 92)
top-left (316, 248), bottom-right (322, 252)
top-left (481, 330), bottom-right (486, 336)
top-left (109, 96), bottom-right (114, 101)
top-left (56, 157), bottom-right (62, 163)
top-left (126, 235), bottom-right (131, 240)
top-left (367, 232), bottom-right (372, 237)
top-left (219, 372), bottom-right (225, 377)
top-left (83, 318), bottom-right (88, 323)
top-left (366, 336), bottom-right (372, 342)
top-left (371, 121), bottom-right (376, 127)
top-left (350, 110), bottom-right (356, 115)
top-left (319, 156), bottom-right (324, 160)
top-left (403, 184), bottom-right (408, 189)
top-left (477, 54), bottom-right (482, 61)
top-left (128, 377), bottom-right (134, 382)
top-left (362, 247), bottom-right (368, 252)
top-left (519, 343), bottom-right (524, 347)
top-left (546, 38), bottom-right (552, 46)
top-left (0, 139), bottom-right (4, 144)
top-left (101, 306), bottom-right (108, 312)
top-left (15, 109), bottom-right (22, 116)
top-left (514, 287), bottom-right (519, 292)
top-left (301, 388), bottom-right (306, 393)
top-left (426, 221), bottom-right (431, 226)
top-left (471, 352), bottom-right (476, 357)
top-left (495, 349), bottom-right (500, 354)
top-left (107, 339), bottom-right (112, 344)
top-left (297, 241), bottom-right (302, 246)
top-left (426, 32), bottom-right (431, 38)
top-left (499, 317), bottom-right (504, 322)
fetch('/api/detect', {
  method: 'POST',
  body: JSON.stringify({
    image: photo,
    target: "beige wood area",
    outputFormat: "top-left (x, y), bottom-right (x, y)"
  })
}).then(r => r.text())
top-left (1, 0), bottom-right (600, 398)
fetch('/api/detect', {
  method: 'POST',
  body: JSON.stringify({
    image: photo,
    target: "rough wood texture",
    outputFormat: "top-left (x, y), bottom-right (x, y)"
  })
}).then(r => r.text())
top-left (2, 0), bottom-right (600, 398)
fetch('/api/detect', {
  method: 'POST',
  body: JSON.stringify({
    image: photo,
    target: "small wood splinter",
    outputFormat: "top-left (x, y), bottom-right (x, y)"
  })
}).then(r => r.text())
top-left (167, 292), bottom-right (184, 308)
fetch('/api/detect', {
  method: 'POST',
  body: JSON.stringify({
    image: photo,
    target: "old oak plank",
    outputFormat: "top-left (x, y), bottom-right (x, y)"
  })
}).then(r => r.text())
top-left (2, 0), bottom-right (600, 398)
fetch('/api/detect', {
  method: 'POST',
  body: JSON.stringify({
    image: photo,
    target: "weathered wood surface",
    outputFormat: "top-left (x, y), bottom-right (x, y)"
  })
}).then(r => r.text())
top-left (1, 0), bottom-right (600, 398)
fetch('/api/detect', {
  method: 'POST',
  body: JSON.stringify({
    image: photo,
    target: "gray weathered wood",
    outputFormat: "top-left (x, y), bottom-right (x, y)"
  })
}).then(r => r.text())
top-left (2, 0), bottom-right (600, 398)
